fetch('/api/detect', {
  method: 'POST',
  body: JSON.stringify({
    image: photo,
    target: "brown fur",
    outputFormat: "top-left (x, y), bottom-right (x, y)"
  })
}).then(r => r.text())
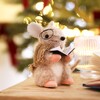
top-left (28, 21), bottom-right (75, 87)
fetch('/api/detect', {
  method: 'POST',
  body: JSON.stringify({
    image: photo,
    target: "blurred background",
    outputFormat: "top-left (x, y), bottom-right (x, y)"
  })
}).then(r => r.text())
top-left (0, 0), bottom-right (100, 91)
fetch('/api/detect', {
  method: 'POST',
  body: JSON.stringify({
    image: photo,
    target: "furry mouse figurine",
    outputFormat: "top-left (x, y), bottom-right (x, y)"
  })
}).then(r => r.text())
top-left (27, 21), bottom-right (75, 88)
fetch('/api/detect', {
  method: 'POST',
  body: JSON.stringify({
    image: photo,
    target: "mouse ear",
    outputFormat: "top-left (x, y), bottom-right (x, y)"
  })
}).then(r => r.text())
top-left (47, 21), bottom-right (55, 27)
top-left (27, 22), bottom-right (43, 38)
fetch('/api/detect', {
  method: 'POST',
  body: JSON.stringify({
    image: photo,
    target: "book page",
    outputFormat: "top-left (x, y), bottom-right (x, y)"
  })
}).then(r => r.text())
top-left (50, 45), bottom-right (75, 56)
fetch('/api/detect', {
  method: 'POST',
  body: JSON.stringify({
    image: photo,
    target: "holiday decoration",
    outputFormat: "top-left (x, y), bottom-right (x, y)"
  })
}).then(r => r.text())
top-left (43, 0), bottom-right (51, 8)
top-left (27, 21), bottom-right (76, 88)
top-left (22, 0), bottom-right (29, 9)
top-left (1, 0), bottom-right (100, 71)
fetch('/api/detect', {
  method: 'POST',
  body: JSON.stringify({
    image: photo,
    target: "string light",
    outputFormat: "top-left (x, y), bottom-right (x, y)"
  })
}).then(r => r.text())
top-left (35, 16), bottom-right (43, 24)
top-left (35, 2), bottom-right (43, 11)
top-left (65, 2), bottom-right (75, 11)
top-left (51, 0), bottom-right (54, 5)
top-left (43, 4), bottom-right (52, 15)
top-left (50, 12), bottom-right (54, 17)
top-left (23, 17), bottom-right (32, 24)
top-left (76, 13), bottom-right (80, 17)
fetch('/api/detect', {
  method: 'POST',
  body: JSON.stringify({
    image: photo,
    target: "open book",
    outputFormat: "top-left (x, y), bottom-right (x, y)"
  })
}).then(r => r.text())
top-left (50, 45), bottom-right (75, 56)
top-left (83, 79), bottom-right (100, 90)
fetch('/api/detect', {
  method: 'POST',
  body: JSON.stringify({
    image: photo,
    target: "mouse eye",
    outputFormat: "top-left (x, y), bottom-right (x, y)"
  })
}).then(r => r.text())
top-left (40, 29), bottom-right (53, 39)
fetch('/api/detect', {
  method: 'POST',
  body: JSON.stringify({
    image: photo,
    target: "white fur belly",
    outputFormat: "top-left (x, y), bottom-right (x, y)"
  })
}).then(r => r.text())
top-left (50, 62), bottom-right (63, 83)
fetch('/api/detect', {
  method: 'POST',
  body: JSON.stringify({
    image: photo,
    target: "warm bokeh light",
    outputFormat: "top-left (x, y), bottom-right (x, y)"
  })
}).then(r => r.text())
top-left (35, 16), bottom-right (43, 23)
top-left (62, 26), bottom-right (98, 38)
top-left (82, 30), bottom-right (95, 36)
top-left (0, 0), bottom-right (23, 22)
top-left (21, 45), bottom-right (33, 59)
top-left (62, 27), bottom-right (81, 37)
top-left (65, 2), bottom-right (75, 11)
top-left (35, 2), bottom-right (43, 11)
top-left (23, 17), bottom-right (32, 24)
top-left (13, 35), bottom-right (24, 45)
top-left (0, 38), bottom-right (7, 53)
top-left (43, 4), bottom-right (52, 15)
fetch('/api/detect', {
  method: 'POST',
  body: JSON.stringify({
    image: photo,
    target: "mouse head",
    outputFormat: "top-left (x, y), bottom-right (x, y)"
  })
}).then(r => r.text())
top-left (27, 21), bottom-right (66, 48)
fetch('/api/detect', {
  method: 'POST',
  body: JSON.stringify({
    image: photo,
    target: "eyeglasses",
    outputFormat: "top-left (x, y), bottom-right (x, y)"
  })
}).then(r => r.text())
top-left (39, 29), bottom-right (54, 40)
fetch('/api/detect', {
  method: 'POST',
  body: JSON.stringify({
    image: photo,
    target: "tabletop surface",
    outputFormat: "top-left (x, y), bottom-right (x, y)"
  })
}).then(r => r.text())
top-left (0, 73), bottom-right (100, 100)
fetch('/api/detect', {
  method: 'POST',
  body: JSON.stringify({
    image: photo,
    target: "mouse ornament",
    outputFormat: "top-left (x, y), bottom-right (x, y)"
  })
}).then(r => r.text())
top-left (27, 21), bottom-right (75, 88)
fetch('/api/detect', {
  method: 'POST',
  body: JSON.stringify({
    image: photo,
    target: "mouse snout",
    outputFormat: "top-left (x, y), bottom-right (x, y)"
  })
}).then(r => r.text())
top-left (60, 36), bottom-right (65, 41)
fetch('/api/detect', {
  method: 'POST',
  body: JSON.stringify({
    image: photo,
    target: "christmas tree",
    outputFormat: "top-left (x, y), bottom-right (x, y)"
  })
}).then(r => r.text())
top-left (0, 0), bottom-right (100, 71)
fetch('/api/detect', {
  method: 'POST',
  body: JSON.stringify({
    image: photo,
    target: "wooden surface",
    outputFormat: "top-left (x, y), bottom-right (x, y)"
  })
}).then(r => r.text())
top-left (0, 73), bottom-right (100, 100)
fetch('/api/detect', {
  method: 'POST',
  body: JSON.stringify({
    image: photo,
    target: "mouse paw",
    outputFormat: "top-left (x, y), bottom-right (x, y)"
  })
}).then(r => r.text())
top-left (61, 78), bottom-right (74, 85)
top-left (44, 81), bottom-right (57, 88)
top-left (50, 54), bottom-right (61, 63)
top-left (64, 56), bottom-right (71, 63)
